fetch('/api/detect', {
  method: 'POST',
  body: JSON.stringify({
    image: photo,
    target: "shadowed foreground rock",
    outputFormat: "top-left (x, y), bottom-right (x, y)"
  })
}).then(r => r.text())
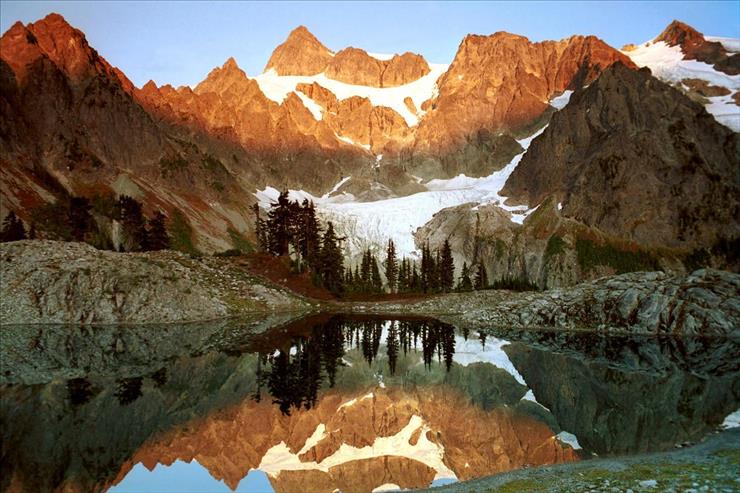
top-left (0, 241), bottom-right (311, 324)
top-left (368, 269), bottom-right (740, 337)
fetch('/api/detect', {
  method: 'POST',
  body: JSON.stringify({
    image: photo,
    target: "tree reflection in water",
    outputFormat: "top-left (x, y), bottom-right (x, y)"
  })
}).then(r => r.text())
top-left (253, 316), bottom-right (456, 414)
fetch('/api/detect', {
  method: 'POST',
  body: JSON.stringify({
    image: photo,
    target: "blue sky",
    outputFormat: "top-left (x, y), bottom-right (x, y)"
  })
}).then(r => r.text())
top-left (1, 1), bottom-right (738, 88)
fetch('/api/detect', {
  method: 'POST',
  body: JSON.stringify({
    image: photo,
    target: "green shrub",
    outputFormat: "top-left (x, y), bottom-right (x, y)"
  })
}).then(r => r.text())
top-left (544, 234), bottom-right (566, 262)
top-left (576, 238), bottom-right (659, 274)
top-left (169, 210), bottom-right (200, 255)
top-left (488, 276), bottom-right (539, 291)
top-left (227, 228), bottom-right (254, 253)
top-left (158, 155), bottom-right (188, 177)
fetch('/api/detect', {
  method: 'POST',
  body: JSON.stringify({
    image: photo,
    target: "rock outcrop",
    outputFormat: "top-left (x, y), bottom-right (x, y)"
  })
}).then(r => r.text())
top-left (0, 241), bottom-right (310, 324)
top-left (371, 269), bottom-right (740, 338)
top-left (324, 48), bottom-right (431, 87)
top-left (501, 62), bottom-right (740, 249)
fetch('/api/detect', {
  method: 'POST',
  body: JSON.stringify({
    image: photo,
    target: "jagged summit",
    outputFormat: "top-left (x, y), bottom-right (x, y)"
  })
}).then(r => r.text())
top-left (264, 24), bottom-right (333, 76)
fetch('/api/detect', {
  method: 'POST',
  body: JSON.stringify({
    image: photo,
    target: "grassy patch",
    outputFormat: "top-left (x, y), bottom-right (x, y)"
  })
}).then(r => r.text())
top-left (544, 234), bottom-right (566, 262)
top-left (168, 210), bottom-right (200, 255)
top-left (228, 228), bottom-right (254, 253)
top-left (576, 238), bottom-right (659, 274)
top-left (159, 155), bottom-right (188, 177)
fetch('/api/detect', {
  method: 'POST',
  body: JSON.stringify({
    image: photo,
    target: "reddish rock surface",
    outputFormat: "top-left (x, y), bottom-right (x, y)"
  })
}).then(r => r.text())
top-left (264, 25), bottom-right (334, 76)
top-left (325, 48), bottom-right (431, 87)
top-left (107, 387), bottom-right (577, 493)
top-left (413, 32), bottom-right (637, 156)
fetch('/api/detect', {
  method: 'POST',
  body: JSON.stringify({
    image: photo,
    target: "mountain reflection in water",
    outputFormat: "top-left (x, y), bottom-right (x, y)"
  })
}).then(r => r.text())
top-left (0, 314), bottom-right (737, 493)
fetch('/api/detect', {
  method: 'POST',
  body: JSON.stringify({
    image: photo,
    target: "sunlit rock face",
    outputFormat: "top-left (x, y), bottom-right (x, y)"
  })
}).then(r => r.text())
top-left (111, 386), bottom-right (576, 493)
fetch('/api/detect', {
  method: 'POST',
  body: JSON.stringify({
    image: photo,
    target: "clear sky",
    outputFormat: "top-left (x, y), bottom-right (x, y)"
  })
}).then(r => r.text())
top-left (1, 1), bottom-right (738, 88)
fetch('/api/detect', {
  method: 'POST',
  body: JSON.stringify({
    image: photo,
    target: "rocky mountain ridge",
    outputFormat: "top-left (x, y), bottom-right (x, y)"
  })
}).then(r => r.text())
top-left (0, 13), bottom-right (737, 274)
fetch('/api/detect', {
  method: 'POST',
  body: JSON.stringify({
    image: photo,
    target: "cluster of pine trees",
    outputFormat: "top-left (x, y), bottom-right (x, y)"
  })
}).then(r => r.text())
top-left (344, 238), bottom-right (490, 294)
top-left (2, 194), bottom-right (170, 252)
top-left (254, 191), bottom-right (344, 295)
top-left (0, 211), bottom-right (33, 242)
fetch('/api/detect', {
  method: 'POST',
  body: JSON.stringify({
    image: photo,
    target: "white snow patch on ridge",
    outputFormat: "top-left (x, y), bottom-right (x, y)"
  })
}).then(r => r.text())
top-left (555, 431), bottom-right (582, 450)
top-left (257, 414), bottom-right (457, 480)
top-left (550, 90), bottom-right (573, 110)
top-left (706, 36), bottom-right (740, 53)
top-left (720, 408), bottom-right (740, 429)
top-left (623, 40), bottom-right (740, 131)
top-left (254, 64), bottom-right (449, 127)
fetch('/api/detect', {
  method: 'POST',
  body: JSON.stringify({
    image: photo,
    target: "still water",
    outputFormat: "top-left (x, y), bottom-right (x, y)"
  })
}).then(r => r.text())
top-left (1, 314), bottom-right (738, 493)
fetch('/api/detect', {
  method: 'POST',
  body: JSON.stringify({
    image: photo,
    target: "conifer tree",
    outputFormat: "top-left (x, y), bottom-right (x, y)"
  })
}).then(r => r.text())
top-left (318, 222), bottom-right (344, 296)
top-left (457, 261), bottom-right (473, 292)
top-left (69, 197), bottom-right (94, 243)
top-left (0, 211), bottom-right (26, 242)
top-left (252, 203), bottom-right (267, 252)
top-left (299, 200), bottom-right (321, 270)
top-left (266, 190), bottom-right (294, 256)
top-left (474, 262), bottom-right (488, 290)
top-left (147, 211), bottom-right (170, 251)
top-left (385, 239), bottom-right (398, 293)
top-left (371, 255), bottom-right (383, 293)
top-left (116, 196), bottom-right (147, 251)
top-left (439, 239), bottom-right (455, 292)
top-left (28, 222), bottom-right (36, 240)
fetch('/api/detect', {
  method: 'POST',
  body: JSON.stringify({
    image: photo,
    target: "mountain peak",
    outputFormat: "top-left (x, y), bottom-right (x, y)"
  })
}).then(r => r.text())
top-left (653, 19), bottom-right (738, 75)
top-left (655, 19), bottom-right (705, 47)
top-left (195, 57), bottom-right (250, 95)
top-left (264, 25), bottom-right (333, 76)
top-left (222, 56), bottom-right (240, 70)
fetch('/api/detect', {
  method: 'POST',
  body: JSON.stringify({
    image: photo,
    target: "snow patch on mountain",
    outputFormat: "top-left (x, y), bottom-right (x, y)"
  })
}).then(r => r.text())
top-left (623, 40), bottom-right (740, 131)
top-left (705, 36), bottom-right (740, 53)
top-left (256, 124), bottom-right (547, 259)
top-left (550, 90), bottom-right (573, 110)
top-left (254, 64), bottom-right (449, 126)
top-left (258, 415), bottom-right (457, 480)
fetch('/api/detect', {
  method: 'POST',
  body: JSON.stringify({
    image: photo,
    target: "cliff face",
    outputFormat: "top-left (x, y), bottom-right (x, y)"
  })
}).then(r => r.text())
top-left (501, 63), bottom-right (740, 249)
top-left (413, 33), bottom-right (636, 155)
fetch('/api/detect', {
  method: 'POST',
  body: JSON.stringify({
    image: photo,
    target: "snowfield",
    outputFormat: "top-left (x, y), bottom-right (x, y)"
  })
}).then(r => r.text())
top-left (623, 39), bottom-right (740, 131)
top-left (256, 125), bottom-right (546, 260)
top-left (254, 64), bottom-right (449, 128)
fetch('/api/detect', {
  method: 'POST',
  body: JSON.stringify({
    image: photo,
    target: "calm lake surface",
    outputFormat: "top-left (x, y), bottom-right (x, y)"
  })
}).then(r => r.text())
top-left (1, 314), bottom-right (738, 493)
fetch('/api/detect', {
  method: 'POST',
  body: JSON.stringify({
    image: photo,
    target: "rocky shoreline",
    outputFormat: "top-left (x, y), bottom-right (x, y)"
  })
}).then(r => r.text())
top-left (1, 241), bottom-right (738, 338)
top-left (0, 241), bottom-right (313, 324)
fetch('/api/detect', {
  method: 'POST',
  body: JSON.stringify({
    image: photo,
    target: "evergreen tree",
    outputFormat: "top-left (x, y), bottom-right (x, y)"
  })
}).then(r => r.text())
top-left (265, 190), bottom-right (293, 256)
top-left (474, 262), bottom-right (488, 290)
top-left (317, 222), bottom-right (344, 296)
top-left (147, 211), bottom-right (170, 250)
top-left (297, 200), bottom-right (321, 270)
top-left (28, 222), bottom-right (36, 240)
top-left (252, 203), bottom-right (267, 252)
top-left (68, 197), bottom-right (94, 243)
top-left (439, 239), bottom-right (455, 292)
top-left (0, 211), bottom-right (26, 242)
top-left (116, 196), bottom-right (147, 251)
top-left (385, 239), bottom-right (398, 293)
top-left (420, 243), bottom-right (432, 293)
top-left (370, 255), bottom-right (383, 293)
top-left (457, 261), bottom-right (473, 291)
top-left (360, 249), bottom-right (372, 292)
top-left (411, 263), bottom-right (421, 291)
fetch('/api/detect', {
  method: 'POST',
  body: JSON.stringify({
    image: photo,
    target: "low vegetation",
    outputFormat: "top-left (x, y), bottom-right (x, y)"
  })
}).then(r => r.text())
top-left (576, 238), bottom-right (660, 274)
